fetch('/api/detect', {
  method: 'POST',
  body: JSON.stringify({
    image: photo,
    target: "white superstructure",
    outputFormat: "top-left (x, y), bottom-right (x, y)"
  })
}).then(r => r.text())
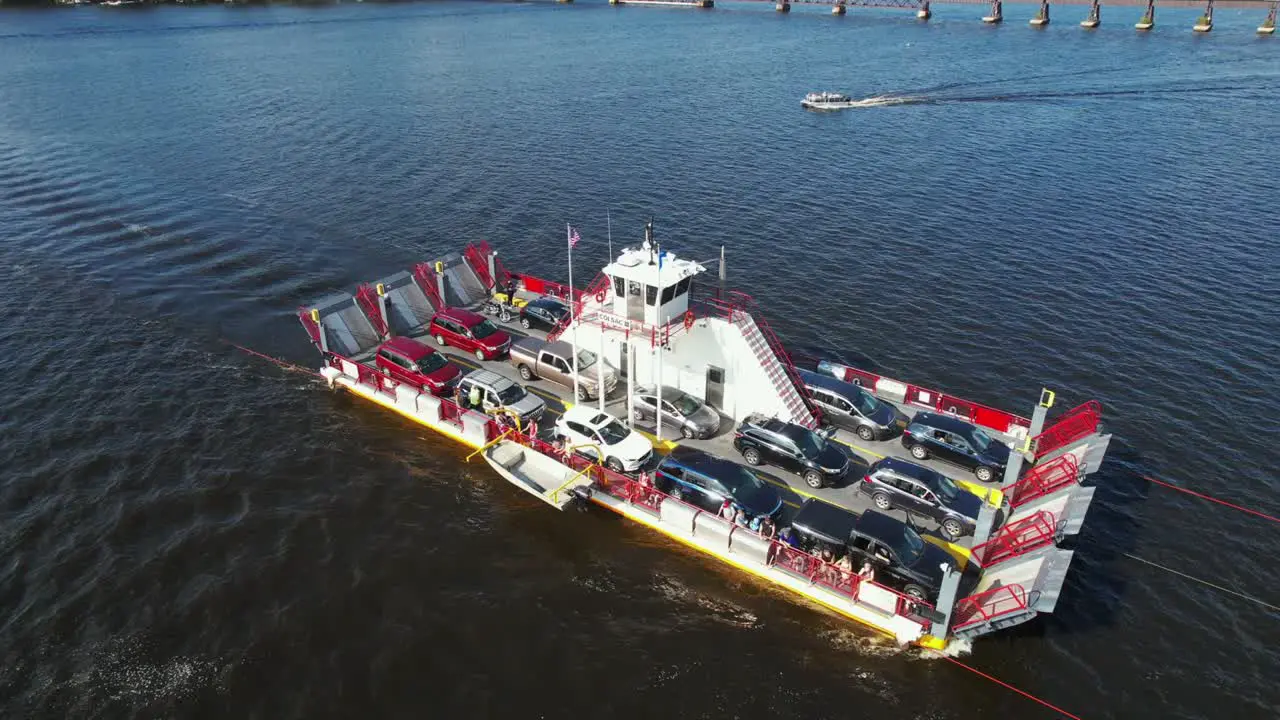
top-left (565, 225), bottom-right (818, 435)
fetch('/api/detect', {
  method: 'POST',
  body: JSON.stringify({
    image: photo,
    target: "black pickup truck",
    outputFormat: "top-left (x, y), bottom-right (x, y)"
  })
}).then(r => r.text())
top-left (789, 500), bottom-right (957, 601)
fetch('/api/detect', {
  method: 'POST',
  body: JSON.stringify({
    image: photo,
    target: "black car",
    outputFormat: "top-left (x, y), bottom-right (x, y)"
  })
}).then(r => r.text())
top-left (858, 457), bottom-right (983, 541)
top-left (797, 368), bottom-right (910, 442)
top-left (519, 296), bottom-right (570, 332)
top-left (733, 414), bottom-right (850, 489)
top-left (790, 500), bottom-right (957, 601)
top-left (900, 412), bottom-right (1012, 483)
top-left (654, 446), bottom-right (783, 519)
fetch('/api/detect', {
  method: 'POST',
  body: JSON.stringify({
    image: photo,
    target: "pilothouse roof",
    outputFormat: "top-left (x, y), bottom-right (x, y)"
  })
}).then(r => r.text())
top-left (603, 243), bottom-right (704, 288)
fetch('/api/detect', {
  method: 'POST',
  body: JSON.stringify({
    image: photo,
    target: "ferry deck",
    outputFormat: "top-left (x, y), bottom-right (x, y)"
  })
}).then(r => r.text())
top-left (298, 236), bottom-right (1111, 647)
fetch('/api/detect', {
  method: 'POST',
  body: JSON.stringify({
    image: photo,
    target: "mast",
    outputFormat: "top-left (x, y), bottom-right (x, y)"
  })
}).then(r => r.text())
top-left (568, 223), bottom-right (580, 403)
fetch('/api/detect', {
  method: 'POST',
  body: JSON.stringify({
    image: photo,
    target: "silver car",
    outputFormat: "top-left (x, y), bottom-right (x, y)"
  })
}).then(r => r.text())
top-left (456, 369), bottom-right (545, 425)
top-left (631, 386), bottom-right (721, 439)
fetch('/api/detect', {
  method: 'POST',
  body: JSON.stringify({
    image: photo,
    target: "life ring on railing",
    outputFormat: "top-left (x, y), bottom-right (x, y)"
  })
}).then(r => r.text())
top-left (595, 290), bottom-right (606, 304)
top-left (683, 311), bottom-right (695, 331)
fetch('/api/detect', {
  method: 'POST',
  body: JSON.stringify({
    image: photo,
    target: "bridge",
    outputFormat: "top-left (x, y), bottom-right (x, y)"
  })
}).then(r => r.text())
top-left (599, 0), bottom-right (1279, 34)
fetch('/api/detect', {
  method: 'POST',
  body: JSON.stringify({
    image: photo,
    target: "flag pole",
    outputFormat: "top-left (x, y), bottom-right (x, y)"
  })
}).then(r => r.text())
top-left (597, 309), bottom-right (606, 413)
top-left (654, 231), bottom-right (663, 445)
top-left (606, 209), bottom-right (612, 262)
top-left (568, 223), bottom-right (580, 403)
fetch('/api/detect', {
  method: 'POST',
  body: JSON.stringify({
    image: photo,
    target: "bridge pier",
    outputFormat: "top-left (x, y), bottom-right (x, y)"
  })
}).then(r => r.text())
top-left (982, 0), bottom-right (1003, 23)
top-left (917, 0), bottom-right (931, 19)
top-left (776, 1), bottom-right (790, 11)
top-left (1030, 0), bottom-right (1050, 25)
top-left (1081, 0), bottom-right (1100, 27)
top-left (1260, 0), bottom-right (1277, 33)
top-left (1194, 0), bottom-right (1213, 31)
top-left (832, 2), bottom-right (846, 15)
top-left (1135, 0), bottom-right (1154, 30)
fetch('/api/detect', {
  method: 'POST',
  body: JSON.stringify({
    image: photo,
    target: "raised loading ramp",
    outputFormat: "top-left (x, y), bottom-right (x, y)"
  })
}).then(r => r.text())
top-left (951, 547), bottom-right (1075, 639)
top-left (366, 271), bottom-right (437, 337)
top-left (304, 292), bottom-right (382, 360)
top-left (1007, 485), bottom-right (1096, 538)
top-left (435, 252), bottom-right (490, 309)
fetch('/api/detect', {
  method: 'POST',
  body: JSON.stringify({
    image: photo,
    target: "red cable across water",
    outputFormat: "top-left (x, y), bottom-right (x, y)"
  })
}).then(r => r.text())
top-left (936, 654), bottom-right (1083, 720)
top-left (226, 341), bottom-right (324, 378)
top-left (1142, 475), bottom-right (1280, 525)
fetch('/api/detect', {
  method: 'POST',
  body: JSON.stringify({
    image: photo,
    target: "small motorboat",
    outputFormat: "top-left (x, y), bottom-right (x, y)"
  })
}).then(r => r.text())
top-left (801, 91), bottom-right (856, 110)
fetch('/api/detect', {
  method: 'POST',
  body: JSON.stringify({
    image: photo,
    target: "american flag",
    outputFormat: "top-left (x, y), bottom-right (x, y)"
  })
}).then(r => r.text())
top-left (568, 226), bottom-right (581, 249)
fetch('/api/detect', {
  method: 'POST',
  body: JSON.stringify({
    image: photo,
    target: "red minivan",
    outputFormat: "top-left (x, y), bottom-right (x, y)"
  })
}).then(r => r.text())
top-left (374, 336), bottom-right (462, 395)
top-left (428, 307), bottom-right (512, 361)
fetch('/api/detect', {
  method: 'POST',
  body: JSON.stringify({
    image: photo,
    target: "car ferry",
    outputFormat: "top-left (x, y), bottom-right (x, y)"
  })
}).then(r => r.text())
top-left (297, 223), bottom-right (1111, 649)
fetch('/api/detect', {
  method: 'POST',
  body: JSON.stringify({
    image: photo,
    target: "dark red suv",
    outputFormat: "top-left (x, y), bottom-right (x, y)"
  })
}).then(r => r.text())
top-left (374, 336), bottom-right (461, 395)
top-left (428, 307), bottom-right (511, 361)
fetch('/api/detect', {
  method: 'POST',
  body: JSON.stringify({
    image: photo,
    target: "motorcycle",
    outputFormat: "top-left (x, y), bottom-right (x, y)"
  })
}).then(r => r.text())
top-left (481, 298), bottom-right (514, 322)
top-left (481, 282), bottom-right (527, 323)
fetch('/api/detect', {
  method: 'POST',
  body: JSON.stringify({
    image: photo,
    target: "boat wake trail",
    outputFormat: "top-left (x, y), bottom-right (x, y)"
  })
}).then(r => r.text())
top-left (851, 83), bottom-right (1277, 109)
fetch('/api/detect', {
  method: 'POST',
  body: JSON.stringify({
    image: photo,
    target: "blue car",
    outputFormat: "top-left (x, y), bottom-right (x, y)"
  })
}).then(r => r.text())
top-left (654, 446), bottom-right (783, 519)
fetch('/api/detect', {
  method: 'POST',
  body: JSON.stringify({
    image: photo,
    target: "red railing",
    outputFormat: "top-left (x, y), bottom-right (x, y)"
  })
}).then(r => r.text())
top-left (297, 307), bottom-right (322, 348)
top-left (544, 273), bottom-right (632, 344)
top-left (951, 584), bottom-right (1030, 631)
top-left (411, 262), bottom-right (446, 310)
top-left (1032, 401), bottom-right (1103, 459)
top-left (509, 272), bottom-right (573, 302)
top-left (970, 510), bottom-right (1057, 568)
top-left (354, 283), bottom-right (389, 339)
top-left (1006, 454), bottom-right (1080, 509)
top-left (582, 462), bottom-right (934, 622)
top-left (818, 361), bottom-right (1033, 437)
top-left (462, 240), bottom-right (512, 291)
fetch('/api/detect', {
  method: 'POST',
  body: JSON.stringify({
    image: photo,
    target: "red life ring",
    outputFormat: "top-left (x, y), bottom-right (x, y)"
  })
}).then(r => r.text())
top-left (595, 290), bottom-right (606, 303)
top-left (683, 311), bottom-right (695, 331)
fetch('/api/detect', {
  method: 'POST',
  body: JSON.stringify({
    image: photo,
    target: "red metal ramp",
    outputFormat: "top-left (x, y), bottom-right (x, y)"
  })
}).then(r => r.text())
top-left (298, 291), bottom-right (382, 360)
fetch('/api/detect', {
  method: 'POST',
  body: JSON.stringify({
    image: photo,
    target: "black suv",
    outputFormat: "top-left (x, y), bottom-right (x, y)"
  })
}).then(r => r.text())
top-left (654, 446), bottom-right (784, 519)
top-left (858, 457), bottom-right (982, 541)
top-left (733, 414), bottom-right (850, 489)
top-left (900, 412), bottom-right (1012, 483)
top-left (519, 296), bottom-right (570, 332)
top-left (790, 500), bottom-right (957, 601)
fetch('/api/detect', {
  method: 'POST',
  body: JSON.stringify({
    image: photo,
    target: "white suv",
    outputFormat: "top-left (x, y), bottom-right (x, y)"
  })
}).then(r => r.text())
top-left (554, 406), bottom-right (653, 473)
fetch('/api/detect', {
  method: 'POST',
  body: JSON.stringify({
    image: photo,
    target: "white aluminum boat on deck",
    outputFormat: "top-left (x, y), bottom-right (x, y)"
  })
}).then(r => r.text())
top-left (482, 440), bottom-right (594, 510)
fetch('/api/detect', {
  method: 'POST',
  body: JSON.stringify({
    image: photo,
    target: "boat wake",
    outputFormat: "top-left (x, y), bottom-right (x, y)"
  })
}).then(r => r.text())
top-left (848, 82), bottom-right (1279, 110)
top-left (845, 94), bottom-right (922, 109)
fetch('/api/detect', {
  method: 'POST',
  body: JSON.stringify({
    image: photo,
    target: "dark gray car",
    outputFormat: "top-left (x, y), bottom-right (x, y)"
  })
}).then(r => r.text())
top-left (858, 457), bottom-right (983, 541)
top-left (631, 386), bottom-right (721, 439)
top-left (798, 368), bottom-right (909, 442)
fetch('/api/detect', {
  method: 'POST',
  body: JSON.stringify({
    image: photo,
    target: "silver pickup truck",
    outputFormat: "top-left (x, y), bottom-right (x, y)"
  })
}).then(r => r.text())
top-left (509, 337), bottom-right (618, 401)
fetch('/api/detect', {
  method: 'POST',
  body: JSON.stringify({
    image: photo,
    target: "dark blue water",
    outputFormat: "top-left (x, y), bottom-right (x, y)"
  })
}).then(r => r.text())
top-left (1, 3), bottom-right (1278, 718)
